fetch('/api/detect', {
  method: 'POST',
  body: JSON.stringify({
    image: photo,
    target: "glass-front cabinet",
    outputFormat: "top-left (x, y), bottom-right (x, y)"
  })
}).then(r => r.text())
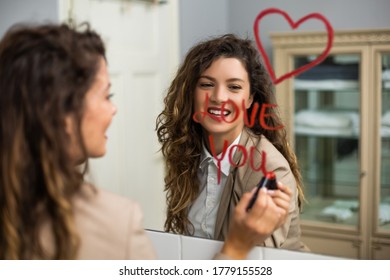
top-left (379, 54), bottom-right (390, 232)
top-left (271, 30), bottom-right (390, 259)
top-left (294, 54), bottom-right (361, 228)
top-left (373, 50), bottom-right (390, 259)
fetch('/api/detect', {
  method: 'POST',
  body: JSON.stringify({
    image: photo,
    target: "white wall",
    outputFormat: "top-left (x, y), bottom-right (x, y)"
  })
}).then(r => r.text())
top-left (179, 0), bottom-right (390, 60)
top-left (0, 0), bottom-right (59, 38)
top-left (179, 0), bottom-right (228, 59)
top-left (228, 0), bottom-right (390, 61)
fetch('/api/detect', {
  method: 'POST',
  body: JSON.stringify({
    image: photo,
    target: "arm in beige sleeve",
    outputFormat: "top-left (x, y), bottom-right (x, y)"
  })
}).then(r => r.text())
top-left (126, 202), bottom-right (157, 260)
top-left (216, 185), bottom-right (291, 260)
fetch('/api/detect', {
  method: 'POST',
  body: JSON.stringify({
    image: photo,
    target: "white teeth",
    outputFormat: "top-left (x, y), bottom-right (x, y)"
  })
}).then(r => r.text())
top-left (208, 109), bottom-right (230, 116)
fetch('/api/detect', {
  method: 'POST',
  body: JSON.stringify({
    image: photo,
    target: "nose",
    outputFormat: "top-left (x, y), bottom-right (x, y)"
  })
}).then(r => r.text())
top-left (209, 85), bottom-right (228, 104)
top-left (112, 103), bottom-right (117, 116)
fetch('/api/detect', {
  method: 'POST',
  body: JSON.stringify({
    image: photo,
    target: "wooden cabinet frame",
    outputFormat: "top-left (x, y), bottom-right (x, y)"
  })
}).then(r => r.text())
top-left (271, 29), bottom-right (390, 259)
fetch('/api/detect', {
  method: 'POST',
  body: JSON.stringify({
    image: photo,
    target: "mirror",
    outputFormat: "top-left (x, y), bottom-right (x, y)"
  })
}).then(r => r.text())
top-left (1, 0), bottom-right (390, 260)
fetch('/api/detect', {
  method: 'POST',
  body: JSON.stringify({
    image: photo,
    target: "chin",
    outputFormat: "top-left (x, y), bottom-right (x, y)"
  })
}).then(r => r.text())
top-left (202, 123), bottom-right (233, 135)
top-left (92, 151), bottom-right (106, 158)
top-left (87, 148), bottom-right (106, 159)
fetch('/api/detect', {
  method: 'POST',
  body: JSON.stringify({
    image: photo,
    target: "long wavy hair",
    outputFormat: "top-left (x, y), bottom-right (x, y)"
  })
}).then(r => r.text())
top-left (0, 23), bottom-right (105, 259)
top-left (156, 34), bottom-right (304, 235)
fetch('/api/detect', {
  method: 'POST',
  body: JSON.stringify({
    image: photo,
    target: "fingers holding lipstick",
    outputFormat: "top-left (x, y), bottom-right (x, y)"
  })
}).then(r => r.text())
top-left (266, 181), bottom-right (292, 223)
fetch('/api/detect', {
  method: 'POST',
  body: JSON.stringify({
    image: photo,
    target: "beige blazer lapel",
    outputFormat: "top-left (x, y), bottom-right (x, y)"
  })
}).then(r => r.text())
top-left (213, 129), bottom-right (264, 240)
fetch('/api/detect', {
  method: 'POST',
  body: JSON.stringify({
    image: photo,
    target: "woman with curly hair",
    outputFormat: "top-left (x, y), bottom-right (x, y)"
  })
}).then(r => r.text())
top-left (157, 34), bottom-right (308, 251)
top-left (0, 24), bottom-right (290, 260)
top-left (0, 22), bottom-right (155, 259)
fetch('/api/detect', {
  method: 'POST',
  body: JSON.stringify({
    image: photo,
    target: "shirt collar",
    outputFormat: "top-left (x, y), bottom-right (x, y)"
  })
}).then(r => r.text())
top-left (199, 133), bottom-right (242, 176)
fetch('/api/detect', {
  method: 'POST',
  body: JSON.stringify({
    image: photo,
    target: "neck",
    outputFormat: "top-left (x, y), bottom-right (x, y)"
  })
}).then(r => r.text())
top-left (204, 131), bottom-right (240, 155)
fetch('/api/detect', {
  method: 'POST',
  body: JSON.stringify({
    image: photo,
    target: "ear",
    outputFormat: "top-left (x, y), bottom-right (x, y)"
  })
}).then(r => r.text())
top-left (246, 94), bottom-right (254, 109)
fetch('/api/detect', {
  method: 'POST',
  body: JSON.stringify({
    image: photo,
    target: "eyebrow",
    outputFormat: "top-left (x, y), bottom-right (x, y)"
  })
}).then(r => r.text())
top-left (199, 75), bottom-right (245, 83)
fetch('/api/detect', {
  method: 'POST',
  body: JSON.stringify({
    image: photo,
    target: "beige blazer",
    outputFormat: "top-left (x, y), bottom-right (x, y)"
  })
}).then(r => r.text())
top-left (214, 128), bottom-right (309, 252)
top-left (40, 184), bottom-right (157, 259)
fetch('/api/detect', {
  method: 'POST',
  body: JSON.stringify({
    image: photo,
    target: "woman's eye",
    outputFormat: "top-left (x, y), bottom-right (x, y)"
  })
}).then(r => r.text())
top-left (107, 93), bottom-right (114, 100)
top-left (200, 83), bottom-right (213, 88)
top-left (229, 85), bottom-right (242, 90)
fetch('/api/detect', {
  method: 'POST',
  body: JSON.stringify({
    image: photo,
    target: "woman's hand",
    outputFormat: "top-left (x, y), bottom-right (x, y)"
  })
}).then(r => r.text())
top-left (267, 181), bottom-right (292, 225)
top-left (220, 182), bottom-right (292, 259)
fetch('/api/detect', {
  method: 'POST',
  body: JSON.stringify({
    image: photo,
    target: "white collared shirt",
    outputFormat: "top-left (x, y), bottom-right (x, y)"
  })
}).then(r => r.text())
top-left (188, 134), bottom-right (241, 238)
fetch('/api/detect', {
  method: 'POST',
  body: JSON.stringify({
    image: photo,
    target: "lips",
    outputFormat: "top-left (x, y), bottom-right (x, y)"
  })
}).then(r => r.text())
top-left (207, 107), bottom-right (231, 117)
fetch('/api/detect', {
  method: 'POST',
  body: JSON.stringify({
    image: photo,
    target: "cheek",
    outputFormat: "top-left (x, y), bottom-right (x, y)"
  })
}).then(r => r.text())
top-left (80, 114), bottom-right (93, 139)
top-left (241, 92), bottom-right (253, 109)
top-left (228, 96), bottom-right (245, 112)
top-left (81, 107), bottom-right (102, 136)
top-left (194, 91), bottom-right (204, 111)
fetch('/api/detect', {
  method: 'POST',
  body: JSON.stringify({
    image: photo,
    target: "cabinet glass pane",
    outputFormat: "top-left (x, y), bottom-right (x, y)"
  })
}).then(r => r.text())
top-left (380, 53), bottom-right (390, 231)
top-left (294, 54), bottom-right (360, 227)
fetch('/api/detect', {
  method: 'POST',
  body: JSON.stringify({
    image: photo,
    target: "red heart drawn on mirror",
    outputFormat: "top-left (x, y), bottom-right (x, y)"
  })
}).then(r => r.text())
top-left (253, 8), bottom-right (334, 85)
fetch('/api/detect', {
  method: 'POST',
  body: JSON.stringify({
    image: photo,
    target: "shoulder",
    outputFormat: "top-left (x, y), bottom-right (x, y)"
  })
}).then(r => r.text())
top-left (72, 184), bottom-right (154, 259)
top-left (238, 128), bottom-right (296, 191)
top-left (75, 184), bottom-right (141, 217)
top-left (243, 128), bottom-right (291, 171)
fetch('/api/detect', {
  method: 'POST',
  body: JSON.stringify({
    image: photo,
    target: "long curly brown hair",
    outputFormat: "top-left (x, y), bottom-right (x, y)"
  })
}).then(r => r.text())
top-left (156, 34), bottom-right (304, 235)
top-left (0, 23), bottom-right (105, 259)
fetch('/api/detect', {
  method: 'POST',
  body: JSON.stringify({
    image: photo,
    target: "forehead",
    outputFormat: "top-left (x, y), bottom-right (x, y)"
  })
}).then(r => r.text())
top-left (88, 58), bottom-right (109, 89)
top-left (94, 58), bottom-right (109, 82)
top-left (83, 57), bottom-right (110, 102)
top-left (202, 57), bottom-right (248, 78)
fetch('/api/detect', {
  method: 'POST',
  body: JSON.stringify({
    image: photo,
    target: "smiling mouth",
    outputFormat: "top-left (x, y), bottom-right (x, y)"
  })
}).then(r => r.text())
top-left (207, 108), bottom-right (231, 117)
